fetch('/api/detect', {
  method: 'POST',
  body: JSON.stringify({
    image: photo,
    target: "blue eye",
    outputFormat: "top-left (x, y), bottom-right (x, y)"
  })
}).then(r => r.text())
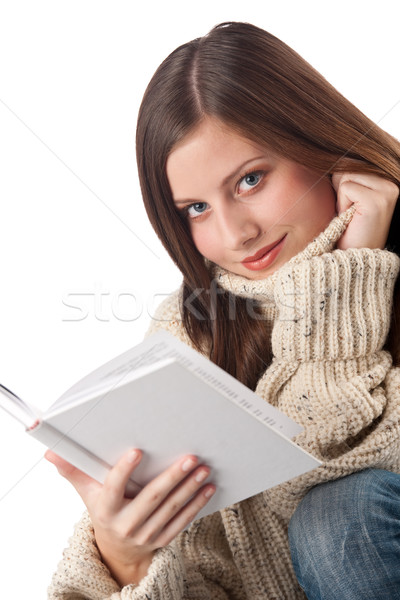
top-left (238, 171), bottom-right (263, 193)
top-left (187, 202), bottom-right (209, 218)
top-left (245, 173), bottom-right (260, 185)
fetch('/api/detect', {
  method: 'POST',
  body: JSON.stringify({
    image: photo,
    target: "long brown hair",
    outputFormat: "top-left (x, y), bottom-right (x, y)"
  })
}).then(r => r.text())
top-left (136, 21), bottom-right (400, 387)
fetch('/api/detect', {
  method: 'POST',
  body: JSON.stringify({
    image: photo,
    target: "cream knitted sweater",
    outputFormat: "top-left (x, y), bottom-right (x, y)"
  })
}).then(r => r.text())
top-left (48, 211), bottom-right (400, 600)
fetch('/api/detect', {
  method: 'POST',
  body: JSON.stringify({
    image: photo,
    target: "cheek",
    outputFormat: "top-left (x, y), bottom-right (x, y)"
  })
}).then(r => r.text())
top-left (312, 180), bottom-right (338, 222)
top-left (285, 177), bottom-right (337, 226)
top-left (190, 227), bottom-right (217, 260)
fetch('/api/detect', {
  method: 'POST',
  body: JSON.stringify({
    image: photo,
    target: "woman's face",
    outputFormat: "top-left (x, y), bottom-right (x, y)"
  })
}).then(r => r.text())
top-left (166, 119), bottom-right (337, 279)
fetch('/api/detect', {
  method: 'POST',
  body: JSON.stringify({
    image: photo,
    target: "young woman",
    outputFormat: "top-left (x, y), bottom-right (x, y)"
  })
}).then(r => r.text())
top-left (46, 22), bottom-right (400, 599)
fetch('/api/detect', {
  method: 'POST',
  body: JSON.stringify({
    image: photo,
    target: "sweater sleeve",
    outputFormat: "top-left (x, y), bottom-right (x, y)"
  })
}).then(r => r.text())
top-left (48, 512), bottom-right (243, 600)
top-left (48, 292), bottom-right (244, 600)
top-left (271, 247), bottom-right (399, 363)
top-left (258, 247), bottom-right (400, 517)
top-left (268, 247), bottom-right (400, 445)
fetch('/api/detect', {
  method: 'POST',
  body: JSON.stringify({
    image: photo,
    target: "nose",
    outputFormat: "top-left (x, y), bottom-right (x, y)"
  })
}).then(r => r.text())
top-left (215, 201), bottom-right (260, 249)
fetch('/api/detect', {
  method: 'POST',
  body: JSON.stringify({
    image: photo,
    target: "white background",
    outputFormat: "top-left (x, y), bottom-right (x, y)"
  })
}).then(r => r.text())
top-left (0, 1), bottom-right (399, 597)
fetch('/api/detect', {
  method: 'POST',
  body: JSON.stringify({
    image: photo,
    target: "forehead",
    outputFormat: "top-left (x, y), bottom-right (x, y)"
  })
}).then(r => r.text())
top-left (166, 119), bottom-right (270, 197)
top-left (169, 119), bottom-right (264, 161)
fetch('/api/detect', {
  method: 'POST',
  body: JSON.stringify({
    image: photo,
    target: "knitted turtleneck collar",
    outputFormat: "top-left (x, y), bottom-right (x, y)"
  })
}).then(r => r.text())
top-left (212, 207), bottom-right (356, 302)
top-left (210, 205), bottom-right (400, 364)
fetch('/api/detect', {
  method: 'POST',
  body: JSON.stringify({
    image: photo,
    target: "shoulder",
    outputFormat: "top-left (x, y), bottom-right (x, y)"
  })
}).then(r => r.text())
top-left (149, 287), bottom-right (182, 323)
top-left (145, 287), bottom-right (191, 344)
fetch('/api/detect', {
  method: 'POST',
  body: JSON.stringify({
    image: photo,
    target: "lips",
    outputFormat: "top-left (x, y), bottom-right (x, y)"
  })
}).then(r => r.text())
top-left (241, 235), bottom-right (286, 272)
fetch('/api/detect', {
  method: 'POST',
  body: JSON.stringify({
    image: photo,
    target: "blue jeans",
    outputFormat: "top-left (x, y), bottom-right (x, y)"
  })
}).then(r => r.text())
top-left (288, 469), bottom-right (400, 599)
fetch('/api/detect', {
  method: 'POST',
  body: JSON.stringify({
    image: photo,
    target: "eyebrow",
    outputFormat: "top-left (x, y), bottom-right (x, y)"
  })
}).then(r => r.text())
top-left (221, 155), bottom-right (266, 187)
top-left (173, 155), bottom-right (267, 206)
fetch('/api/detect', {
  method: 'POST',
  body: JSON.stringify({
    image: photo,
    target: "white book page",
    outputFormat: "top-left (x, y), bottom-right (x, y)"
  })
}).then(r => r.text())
top-left (50, 335), bottom-right (179, 411)
top-left (48, 331), bottom-right (301, 439)
top-left (41, 360), bottom-right (319, 520)
top-left (0, 384), bottom-right (39, 428)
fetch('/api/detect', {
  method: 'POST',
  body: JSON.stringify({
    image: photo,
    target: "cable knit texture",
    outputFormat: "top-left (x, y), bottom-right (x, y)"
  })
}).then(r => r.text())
top-left (48, 210), bottom-right (400, 599)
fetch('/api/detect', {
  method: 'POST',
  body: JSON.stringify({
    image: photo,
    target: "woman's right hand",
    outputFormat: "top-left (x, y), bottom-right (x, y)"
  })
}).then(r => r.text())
top-left (331, 172), bottom-right (398, 250)
top-left (45, 449), bottom-right (216, 587)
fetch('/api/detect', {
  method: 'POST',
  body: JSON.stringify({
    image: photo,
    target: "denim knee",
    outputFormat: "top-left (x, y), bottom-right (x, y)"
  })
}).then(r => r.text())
top-left (288, 469), bottom-right (400, 600)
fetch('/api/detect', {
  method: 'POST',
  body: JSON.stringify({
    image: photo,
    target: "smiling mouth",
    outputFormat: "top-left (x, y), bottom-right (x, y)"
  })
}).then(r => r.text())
top-left (241, 235), bottom-right (286, 271)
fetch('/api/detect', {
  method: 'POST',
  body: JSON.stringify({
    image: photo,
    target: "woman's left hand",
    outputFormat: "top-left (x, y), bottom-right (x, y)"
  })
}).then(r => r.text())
top-left (331, 172), bottom-right (398, 250)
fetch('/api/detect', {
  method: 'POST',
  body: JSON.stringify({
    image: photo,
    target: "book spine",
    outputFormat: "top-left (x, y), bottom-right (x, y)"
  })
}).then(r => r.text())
top-left (28, 422), bottom-right (142, 497)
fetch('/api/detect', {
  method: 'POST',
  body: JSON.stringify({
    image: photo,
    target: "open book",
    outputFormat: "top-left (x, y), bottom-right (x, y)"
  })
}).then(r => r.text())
top-left (0, 330), bottom-right (320, 520)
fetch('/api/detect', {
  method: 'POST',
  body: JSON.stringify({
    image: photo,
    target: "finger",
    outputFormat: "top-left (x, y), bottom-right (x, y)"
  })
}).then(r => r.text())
top-left (100, 448), bottom-right (143, 512)
top-left (336, 181), bottom-right (394, 215)
top-left (154, 483), bottom-right (216, 547)
top-left (334, 172), bottom-right (376, 190)
top-left (137, 465), bottom-right (212, 541)
top-left (45, 450), bottom-right (102, 501)
top-left (331, 172), bottom-right (344, 193)
top-left (335, 179), bottom-right (356, 214)
top-left (123, 455), bottom-right (199, 526)
top-left (332, 172), bottom-right (381, 192)
top-left (344, 173), bottom-right (395, 191)
top-left (334, 180), bottom-right (389, 215)
top-left (333, 172), bottom-right (399, 197)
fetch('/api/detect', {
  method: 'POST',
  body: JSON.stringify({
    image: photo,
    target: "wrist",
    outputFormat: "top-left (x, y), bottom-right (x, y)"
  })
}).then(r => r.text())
top-left (100, 549), bottom-right (155, 587)
top-left (94, 532), bottom-right (155, 587)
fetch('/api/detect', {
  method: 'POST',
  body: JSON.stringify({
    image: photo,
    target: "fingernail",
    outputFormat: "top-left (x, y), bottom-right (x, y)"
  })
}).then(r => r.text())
top-left (204, 486), bottom-right (216, 498)
top-left (182, 456), bottom-right (197, 472)
top-left (195, 469), bottom-right (209, 483)
top-left (127, 449), bottom-right (140, 463)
